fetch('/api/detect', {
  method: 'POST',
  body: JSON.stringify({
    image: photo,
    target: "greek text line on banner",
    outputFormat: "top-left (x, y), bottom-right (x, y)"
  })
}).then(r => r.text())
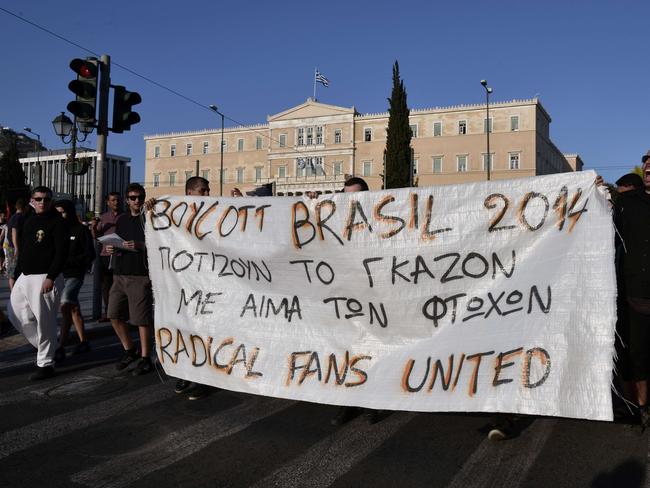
top-left (145, 170), bottom-right (616, 421)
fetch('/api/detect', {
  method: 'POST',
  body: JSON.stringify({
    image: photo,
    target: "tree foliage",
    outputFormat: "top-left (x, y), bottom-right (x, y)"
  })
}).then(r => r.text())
top-left (383, 61), bottom-right (412, 189)
top-left (0, 135), bottom-right (27, 208)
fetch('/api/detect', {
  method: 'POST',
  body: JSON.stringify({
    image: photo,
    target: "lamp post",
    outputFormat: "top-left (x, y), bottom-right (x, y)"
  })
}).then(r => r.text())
top-left (23, 127), bottom-right (42, 188)
top-left (51, 112), bottom-right (93, 201)
top-left (209, 104), bottom-right (225, 196)
top-left (480, 80), bottom-right (493, 181)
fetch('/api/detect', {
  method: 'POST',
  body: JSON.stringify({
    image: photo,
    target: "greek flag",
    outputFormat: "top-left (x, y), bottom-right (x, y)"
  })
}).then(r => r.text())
top-left (315, 70), bottom-right (329, 87)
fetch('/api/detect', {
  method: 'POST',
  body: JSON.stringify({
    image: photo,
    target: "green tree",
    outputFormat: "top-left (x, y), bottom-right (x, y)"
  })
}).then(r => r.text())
top-left (0, 135), bottom-right (27, 208)
top-left (383, 61), bottom-right (412, 189)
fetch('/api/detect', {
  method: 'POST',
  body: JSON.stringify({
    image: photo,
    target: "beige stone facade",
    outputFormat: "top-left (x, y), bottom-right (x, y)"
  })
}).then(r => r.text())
top-left (144, 97), bottom-right (582, 197)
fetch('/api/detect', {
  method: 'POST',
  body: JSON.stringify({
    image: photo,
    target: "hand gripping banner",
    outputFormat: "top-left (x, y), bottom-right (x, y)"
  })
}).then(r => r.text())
top-left (145, 171), bottom-right (616, 420)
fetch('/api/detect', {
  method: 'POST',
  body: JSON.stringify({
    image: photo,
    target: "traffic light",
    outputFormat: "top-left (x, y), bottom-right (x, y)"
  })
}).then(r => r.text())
top-left (67, 58), bottom-right (98, 126)
top-left (112, 85), bottom-right (141, 133)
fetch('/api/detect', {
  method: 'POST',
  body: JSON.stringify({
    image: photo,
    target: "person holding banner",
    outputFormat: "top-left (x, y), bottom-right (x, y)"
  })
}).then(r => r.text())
top-left (614, 152), bottom-right (650, 428)
top-left (106, 183), bottom-right (155, 376)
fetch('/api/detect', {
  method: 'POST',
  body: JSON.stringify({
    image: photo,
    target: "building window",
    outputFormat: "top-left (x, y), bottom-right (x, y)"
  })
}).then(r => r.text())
top-left (296, 159), bottom-right (306, 177)
top-left (315, 157), bottom-right (324, 176)
top-left (202, 141), bottom-right (209, 154)
top-left (410, 124), bottom-right (418, 138)
top-left (202, 169), bottom-right (210, 180)
top-left (483, 118), bottom-right (493, 134)
top-left (334, 161), bottom-right (343, 175)
top-left (220, 169), bottom-right (226, 182)
top-left (278, 165), bottom-right (286, 178)
top-left (236, 167), bottom-right (244, 183)
top-left (482, 153), bottom-right (494, 171)
top-left (510, 116), bottom-right (519, 131)
top-left (170, 144), bottom-right (176, 157)
top-left (457, 155), bottom-right (468, 172)
top-left (458, 121), bottom-right (467, 135)
top-left (316, 126), bottom-right (323, 144)
top-left (154, 145), bottom-right (160, 158)
top-left (433, 121), bottom-right (442, 137)
top-left (363, 161), bottom-right (372, 176)
top-left (412, 159), bottom-right (418, 175)
top-left (169, 171), bottom-right (177, 186)
top-left (306, 127), bottom-right (313, 145)
top-left (297, 128), bottom-right (304, 146)
top-left (364, 128), bottom-right (372, 142)
top-left (256, 136), bottom-right (263, 150)
top-left (185, 170), bottom-right (194, 181)
top-left (509, 152), bottom-right (520, 170)
top-left (255, 166), bottom-right (262, 182)
top-left (279, 134), bottom-right (286, 147)
top-left (334, 129), bottom-right (342, 144)
top-left (238, 138), bottom-right (244, 152)
top-left (186, 143), bottom-right (192, 156)
top-left (433, 156), bottom-right (442, 173)
top-left (153, 173), bottom-right (160, 187)
top-left (221, 139), bottom-right (227, 152)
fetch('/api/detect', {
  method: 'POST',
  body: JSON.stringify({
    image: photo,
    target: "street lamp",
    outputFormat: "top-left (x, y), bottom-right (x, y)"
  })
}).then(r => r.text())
top-left (23, 127), bottom-right (42, 188)
top-left (480, 80), bottom-right (493, 181)
top-left (209, 104), bottom-right (225, 196)
top-left (51, 112), bottom-right (92, 200)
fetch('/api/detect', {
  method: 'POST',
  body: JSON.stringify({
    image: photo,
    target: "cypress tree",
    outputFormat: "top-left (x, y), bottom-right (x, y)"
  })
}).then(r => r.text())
top-left (383, 61), bottom-right (412, 189)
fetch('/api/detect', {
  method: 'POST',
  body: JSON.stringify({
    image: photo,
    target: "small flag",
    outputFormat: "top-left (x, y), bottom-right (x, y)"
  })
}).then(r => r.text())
top-left (315, 70), bottom-right (329, 87)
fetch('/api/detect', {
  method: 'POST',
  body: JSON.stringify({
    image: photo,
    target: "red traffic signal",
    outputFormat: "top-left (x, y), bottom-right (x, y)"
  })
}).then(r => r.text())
top-left (67, 58), bottom-right (98, 126)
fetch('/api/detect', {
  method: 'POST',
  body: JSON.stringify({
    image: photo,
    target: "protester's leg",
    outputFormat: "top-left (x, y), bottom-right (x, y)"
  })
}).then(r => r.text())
top-left (100, 256), bottom-right (113, 318)
top-left (31, 275), bottom-right (63, 368)
top-left (70, 304), bottom-right (88, 343)
top-left (8, 274), bottom-right (39, 347)
top-left (129, 276), bottom-right (154, 376)
top-left (111, 318), bottom-right (134, 350)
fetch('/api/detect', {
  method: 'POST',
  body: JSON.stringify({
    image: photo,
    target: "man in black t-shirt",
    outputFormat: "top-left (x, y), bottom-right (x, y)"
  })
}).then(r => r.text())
top-left (105, 183), bottom-right (154, 375)
top-left (8, 186), bottom-right (68, 380)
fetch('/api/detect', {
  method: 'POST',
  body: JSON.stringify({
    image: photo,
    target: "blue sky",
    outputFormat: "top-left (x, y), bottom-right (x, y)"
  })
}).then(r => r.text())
top-left (1, 0), bottom-right (648, 184)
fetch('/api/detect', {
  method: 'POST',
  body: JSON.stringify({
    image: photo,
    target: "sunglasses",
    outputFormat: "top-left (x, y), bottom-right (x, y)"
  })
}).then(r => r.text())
top-left (127, 195), bottom-right (145, 201)
top-left (33, 197), bottom-right (52, 202)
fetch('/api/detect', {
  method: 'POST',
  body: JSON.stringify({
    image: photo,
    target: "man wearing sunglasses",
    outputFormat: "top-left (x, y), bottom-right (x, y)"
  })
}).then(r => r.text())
top-left (8, 186), bottom-right (69, 380)
top-left (105, 183), bottom-right (155, 375)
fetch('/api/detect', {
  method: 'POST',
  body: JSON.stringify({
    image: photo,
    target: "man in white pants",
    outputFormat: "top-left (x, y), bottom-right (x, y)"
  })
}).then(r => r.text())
top-left (9, 186), bottom-right (68, 380)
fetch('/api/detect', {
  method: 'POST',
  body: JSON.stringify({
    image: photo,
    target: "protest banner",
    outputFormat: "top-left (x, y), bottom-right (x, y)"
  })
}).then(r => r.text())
top-left (145, 170), bottom-right (616, 421)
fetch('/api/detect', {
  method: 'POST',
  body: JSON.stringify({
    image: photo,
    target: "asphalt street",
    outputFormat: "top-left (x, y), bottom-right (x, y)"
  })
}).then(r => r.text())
top-left (0, 274), bottom-right (648, 488)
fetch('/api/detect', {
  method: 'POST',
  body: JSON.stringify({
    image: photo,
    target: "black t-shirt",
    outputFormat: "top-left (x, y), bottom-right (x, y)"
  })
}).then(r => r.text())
top-left (17, 209), bottom-right (69, 280)
top-left (7, 212), bottom-right (25, 249)
top-left (113, 213), bottom-right (148, 276)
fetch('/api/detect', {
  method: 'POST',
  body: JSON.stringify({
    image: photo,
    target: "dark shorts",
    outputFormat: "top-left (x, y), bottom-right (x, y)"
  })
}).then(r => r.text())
top-left (107, 275), bottom-right (154, 326)
top-left (61, 277), bottom-right (84, 305)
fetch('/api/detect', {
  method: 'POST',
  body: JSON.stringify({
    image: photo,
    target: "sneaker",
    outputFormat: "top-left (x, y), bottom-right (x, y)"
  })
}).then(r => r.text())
top-left (188, 384), bottom-right (210, 400)
top-left (175, 379), bottom-right (193, 394)
top-left (29, 365), bottom-right (55, 381)
top-left (54, 346), bottom-right (66, 363)
top-left (131, 357), bottom-right (153, 376)
top-left (330, 406), bottom-right (360, 426)
top-left (72, 341), bottom-right (91, 355)
top-left (115, 348), bottom-right (139, 371)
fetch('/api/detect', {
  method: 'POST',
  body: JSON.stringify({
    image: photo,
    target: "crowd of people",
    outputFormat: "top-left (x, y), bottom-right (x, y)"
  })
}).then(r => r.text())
top-left (3, 155), bottom-right (650, 437)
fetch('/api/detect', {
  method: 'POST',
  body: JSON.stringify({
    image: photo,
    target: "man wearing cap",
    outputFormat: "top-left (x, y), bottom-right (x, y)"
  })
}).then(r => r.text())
top-left (614, 149), bottom-right (650, 427)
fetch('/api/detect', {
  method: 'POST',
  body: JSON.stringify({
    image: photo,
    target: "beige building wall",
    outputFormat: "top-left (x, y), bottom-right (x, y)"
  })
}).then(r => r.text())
top-left (144, 97), bottom-right (581, 197)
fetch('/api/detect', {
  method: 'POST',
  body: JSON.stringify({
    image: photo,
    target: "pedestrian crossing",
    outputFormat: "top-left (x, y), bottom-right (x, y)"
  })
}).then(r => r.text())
top-left (0, 247), bottom-right (644, 485)
top-left (0, 341), bottom-right (648, 487)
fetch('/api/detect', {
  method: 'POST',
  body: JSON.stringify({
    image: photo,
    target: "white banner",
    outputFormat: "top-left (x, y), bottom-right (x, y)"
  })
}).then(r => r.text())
top-left (145, 171), bottom-right (616, 421)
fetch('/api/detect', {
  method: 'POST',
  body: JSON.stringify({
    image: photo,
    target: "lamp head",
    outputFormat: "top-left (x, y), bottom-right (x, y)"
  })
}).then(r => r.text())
top-left (24, 127), bottom-right (32, 132)
top-left (487, 87), bottom-right (493, 94)
top-left (209, 104), bottom-right (218, 112)
top-left (480, 79), bottom-right (488, 87)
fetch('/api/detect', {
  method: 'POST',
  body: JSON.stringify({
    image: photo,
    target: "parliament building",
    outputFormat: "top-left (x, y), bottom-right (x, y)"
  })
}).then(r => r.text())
top-left (144, 97), bottom-right (582, 197)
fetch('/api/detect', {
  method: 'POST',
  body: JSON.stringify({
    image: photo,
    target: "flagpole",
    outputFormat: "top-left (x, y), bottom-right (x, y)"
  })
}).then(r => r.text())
top-left (313, 67), bottom-right (317, 100)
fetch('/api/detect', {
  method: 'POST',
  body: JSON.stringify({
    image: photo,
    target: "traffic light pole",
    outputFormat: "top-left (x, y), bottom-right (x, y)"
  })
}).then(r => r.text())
top-left (92, 54), bottom-right (110, 319)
